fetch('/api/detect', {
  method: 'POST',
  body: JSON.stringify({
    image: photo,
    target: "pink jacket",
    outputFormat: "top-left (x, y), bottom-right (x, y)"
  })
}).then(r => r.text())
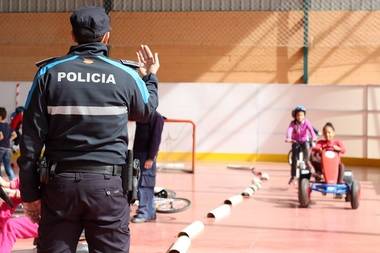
top-left (0, 178), bottom-right (38, 253)
top-left (286, 119), bottom-right (317, 143)
top-left (0, 178), bottom-right (21, 225)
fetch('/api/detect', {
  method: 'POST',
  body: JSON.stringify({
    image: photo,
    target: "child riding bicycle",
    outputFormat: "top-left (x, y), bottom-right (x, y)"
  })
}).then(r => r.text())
top-left (285, 105), bottom-right (317, 185)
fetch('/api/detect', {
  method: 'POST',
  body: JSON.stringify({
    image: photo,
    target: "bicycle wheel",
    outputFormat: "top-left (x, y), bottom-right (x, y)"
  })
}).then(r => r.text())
top-left (156, 197), bottom-right (191, 214)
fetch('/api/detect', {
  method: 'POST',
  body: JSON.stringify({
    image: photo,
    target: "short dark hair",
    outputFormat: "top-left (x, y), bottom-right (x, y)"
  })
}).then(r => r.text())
top-left (0, 107), bottom-right (7, 120)
top-left (323, 122), bottom-right (335, 132)
top-left (73, 33), bottom-right (104, 44)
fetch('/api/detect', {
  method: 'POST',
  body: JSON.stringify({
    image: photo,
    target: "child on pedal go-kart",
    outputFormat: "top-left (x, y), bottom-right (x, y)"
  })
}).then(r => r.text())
top-left (298, 122), bottom-right (360, 208)
top-left (312, 122), bottom-right (346, 184)
top-left (285, 105), bottom-right (317, 185)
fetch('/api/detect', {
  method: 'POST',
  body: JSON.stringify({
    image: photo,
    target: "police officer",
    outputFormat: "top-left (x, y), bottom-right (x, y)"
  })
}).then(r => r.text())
top-left (17, 6), bottom-right (159, 253)
top-left (132, 111), bottom-right (164, 223)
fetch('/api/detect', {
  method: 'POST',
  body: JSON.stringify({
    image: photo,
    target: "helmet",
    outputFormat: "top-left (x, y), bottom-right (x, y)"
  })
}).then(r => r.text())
top-left (292, 105), bottom-right (306, 118)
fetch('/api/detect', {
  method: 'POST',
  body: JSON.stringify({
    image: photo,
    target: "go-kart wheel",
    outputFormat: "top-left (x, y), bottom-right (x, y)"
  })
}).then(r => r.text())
top-left (350, 180), bottom-right (360, 209)
top-left (298, 178), bottom-right (311, 208)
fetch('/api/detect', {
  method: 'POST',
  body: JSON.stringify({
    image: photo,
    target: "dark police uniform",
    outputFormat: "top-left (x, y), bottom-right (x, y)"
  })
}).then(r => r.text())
top-left (132, 111), bottom-right (164, 222)
top-left (17, 6), bottom-right (158, 253)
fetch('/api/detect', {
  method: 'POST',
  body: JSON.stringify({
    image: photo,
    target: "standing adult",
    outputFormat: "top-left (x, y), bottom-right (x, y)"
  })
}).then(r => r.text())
top-left (132, 111), bottom-right (164, 223)
top-left (18, 6), bottom-right (159, 253)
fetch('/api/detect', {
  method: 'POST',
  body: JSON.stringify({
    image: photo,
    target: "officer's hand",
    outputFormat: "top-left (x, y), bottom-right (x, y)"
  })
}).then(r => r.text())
top-left (23, 200), bottom-right (41, 223)
top-left (136, 45), bottom-right (160, 76)
top-left (144, 159), bottom-right (154, 169)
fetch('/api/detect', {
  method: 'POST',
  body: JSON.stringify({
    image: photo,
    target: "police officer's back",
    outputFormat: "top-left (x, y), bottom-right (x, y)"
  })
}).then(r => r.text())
top-left (17, 6), bottom-right (159, 253)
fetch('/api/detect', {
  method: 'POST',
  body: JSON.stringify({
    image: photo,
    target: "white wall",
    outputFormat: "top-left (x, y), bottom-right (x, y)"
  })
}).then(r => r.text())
top-left (1, 81), bottom-right (380, 159)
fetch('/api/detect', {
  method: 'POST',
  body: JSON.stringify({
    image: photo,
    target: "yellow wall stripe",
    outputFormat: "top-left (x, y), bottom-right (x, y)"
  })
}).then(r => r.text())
top-left (158, 152), bottom-right (380, 167)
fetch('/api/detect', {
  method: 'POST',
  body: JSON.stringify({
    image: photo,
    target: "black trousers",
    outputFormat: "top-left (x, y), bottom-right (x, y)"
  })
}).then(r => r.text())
top-left (37, 172), bottom-right (130, 253)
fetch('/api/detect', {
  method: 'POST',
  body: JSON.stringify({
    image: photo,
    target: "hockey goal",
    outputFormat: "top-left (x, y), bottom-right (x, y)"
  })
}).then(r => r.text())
top-left (157, 118), bottom-right (196, 173)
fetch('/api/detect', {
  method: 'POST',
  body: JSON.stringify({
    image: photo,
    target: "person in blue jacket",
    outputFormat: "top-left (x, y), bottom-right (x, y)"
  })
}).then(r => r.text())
top-left (132, 111), bottom-right (165, 223)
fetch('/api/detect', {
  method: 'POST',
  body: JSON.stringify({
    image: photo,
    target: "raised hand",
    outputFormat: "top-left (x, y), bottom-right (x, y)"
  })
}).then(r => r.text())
top-left (136, 45), bottom-right (160, 76)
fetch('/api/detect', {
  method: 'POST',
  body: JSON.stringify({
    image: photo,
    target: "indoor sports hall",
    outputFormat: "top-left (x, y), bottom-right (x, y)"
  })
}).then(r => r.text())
top-left (0, 1), bottom-right (379, 253)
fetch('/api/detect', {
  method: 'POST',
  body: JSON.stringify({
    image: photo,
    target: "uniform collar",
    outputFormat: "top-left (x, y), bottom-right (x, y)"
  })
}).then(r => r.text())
top-left (68, 42), bottom-right (109, 57)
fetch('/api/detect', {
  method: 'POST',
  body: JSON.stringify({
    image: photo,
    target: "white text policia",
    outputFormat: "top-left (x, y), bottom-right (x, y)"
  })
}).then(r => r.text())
top-left (57, 72), bottom-right (116, 84)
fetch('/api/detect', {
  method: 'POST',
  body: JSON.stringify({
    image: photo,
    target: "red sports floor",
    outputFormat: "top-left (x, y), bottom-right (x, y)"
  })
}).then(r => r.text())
top-left (12, 162), bottom-right (380, 253)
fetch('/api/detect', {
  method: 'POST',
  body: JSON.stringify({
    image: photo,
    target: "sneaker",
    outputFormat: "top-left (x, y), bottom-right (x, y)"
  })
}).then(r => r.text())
top-left (131, 214), bottom-right (156, 223)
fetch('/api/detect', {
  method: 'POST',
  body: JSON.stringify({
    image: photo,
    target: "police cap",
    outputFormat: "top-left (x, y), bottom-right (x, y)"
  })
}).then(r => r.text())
top-left (70, 6), bottom-right (110, 39)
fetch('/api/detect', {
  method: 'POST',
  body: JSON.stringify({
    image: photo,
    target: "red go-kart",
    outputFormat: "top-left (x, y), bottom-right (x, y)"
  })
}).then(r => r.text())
top-left (298, 149), bottom-right (360, 209)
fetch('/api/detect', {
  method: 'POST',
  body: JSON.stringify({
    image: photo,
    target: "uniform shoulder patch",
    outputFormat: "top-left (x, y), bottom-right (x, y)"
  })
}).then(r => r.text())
top-left (35, 57), bottom-right (57, 68)
top-left (120, 59), bottom-right (141, 69)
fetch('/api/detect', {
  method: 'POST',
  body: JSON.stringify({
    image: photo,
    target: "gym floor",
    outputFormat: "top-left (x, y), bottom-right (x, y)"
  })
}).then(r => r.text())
top-left (12, 162), bottom-right (380, 253)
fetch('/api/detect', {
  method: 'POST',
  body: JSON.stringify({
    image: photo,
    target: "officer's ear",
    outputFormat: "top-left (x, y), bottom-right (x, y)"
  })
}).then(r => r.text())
top-left (101, 32), bottom-right (110, 45)
top-left (71, 31), bottom-right (78, 44)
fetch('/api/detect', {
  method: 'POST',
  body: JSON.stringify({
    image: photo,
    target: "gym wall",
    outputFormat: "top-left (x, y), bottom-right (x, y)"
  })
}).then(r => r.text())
top-left (2, 81), bottom-right (380, 162)
top-left (1, 11), bottom-right (380, 84)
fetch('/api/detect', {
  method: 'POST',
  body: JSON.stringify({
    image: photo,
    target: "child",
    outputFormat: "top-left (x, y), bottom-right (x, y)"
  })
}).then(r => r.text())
top-left (0, 177), bottom-right (38, 253)
top-left (313, 122), bottom-right (346, 184)
top-left (131, 111), bottom-right (164, 223)
top-left (285, 105), bottom-right (317, 184)
top-left (10, 106), bottom-right (24, 146)
top-left (0, 107), bottom-right (17, 180)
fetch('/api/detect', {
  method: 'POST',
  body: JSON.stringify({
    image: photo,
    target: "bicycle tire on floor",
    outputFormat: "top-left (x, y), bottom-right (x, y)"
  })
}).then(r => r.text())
top-left (156, 197), bottom-right (191, 214)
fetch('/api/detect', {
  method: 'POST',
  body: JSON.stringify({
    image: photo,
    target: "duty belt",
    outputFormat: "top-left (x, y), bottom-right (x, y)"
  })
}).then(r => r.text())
top-left (55, 163), bottom-right (123, 176)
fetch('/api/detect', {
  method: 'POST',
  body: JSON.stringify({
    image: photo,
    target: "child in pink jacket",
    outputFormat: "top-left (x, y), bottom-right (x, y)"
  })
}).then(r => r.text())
top-left (285, 105), bottom-right (317, 184)
top-left (0, 177), bottom-right (38, 253)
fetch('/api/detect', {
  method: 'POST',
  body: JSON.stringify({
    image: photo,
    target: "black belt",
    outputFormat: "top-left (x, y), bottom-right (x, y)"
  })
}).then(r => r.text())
top-left (55, 163), bottom-right (123, 176)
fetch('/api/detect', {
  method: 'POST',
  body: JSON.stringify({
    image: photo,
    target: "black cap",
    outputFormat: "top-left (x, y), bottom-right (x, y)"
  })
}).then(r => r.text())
top-left (70, 6), bottom-right (110, 39)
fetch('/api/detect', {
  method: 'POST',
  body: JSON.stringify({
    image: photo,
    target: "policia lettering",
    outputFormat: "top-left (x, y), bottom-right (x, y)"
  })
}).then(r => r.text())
top-left (57, 72), bottom-right (116, 84)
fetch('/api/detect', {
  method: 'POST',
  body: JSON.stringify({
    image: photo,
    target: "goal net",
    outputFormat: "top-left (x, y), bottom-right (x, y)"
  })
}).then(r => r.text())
top-left (158, 119), bottom-right (196, 173)
top-left (128, 118), bottom-right (196, 173)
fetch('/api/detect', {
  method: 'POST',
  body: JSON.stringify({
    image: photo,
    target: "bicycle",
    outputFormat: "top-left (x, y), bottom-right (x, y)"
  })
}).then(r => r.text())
top-left (153, 187), bottom-right (191, 214)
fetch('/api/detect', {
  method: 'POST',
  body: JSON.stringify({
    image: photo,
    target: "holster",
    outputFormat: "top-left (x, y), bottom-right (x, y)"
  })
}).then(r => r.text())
top-left (38, 157), bottom-right (57, 184)
top-left (122, 150), bottom-right (140, 204)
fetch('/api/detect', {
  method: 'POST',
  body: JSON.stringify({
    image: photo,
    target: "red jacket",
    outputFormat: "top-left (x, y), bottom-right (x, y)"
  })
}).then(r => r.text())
top-left (313, 139), bottom-right (346, 155)
top-left (10, 113), bottom-right (23, 130)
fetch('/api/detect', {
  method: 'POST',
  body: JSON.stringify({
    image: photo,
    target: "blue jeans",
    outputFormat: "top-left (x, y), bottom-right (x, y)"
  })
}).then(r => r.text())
top-left (0, 148), bottom-right (15, 180)
top-left (134, 152), bottom-right (156, 219)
